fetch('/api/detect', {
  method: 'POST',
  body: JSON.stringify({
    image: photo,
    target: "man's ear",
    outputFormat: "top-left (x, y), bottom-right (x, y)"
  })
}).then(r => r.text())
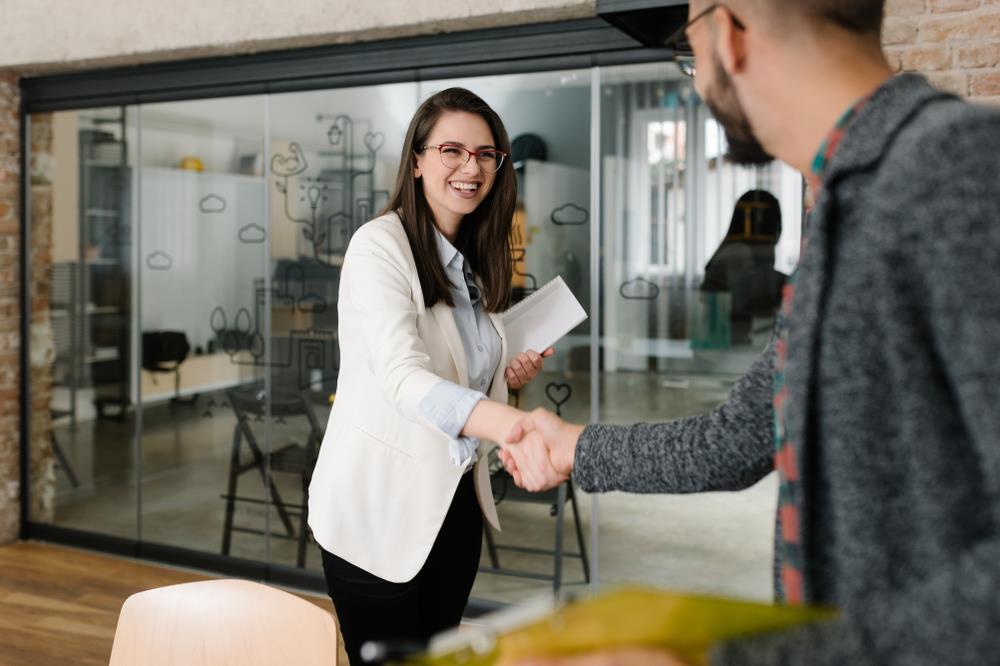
top-left (713, 6), bottom-right (748, 77)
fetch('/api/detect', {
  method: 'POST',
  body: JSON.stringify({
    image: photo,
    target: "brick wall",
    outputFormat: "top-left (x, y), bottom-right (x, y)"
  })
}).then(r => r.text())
top-left (884, 0), bottom-right (1000, 104)
top-left (28, 113), bottom-right (55, 526)
top-left (0, 73), bottom-right (21, 543)
top-left (0, 76), bottom-right (55, 545)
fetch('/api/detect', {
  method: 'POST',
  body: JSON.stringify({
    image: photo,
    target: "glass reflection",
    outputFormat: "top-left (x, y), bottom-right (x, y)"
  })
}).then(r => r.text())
top-left (267, 83), bottom-right (419, 570)
top-left (38, 106), bottom-right (139, 539)
top-left (420, 70), bottom-right (594, 604)
top-left (597, 62), bottom-right (802, 601)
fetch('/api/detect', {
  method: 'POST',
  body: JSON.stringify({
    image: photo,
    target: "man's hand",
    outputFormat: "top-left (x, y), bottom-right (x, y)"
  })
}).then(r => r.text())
top-left (501, 428), bottom-right (566, 492)
top-left (501, 647), bottom-right (694, 666)
top-left (499, 408), bottom-right (584, 492)
top-left (505, 348), bottom-right (555, 390)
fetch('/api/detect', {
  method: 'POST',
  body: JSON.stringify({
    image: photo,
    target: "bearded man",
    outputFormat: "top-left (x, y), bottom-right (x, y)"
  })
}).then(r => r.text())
top-left (501, 1), bottom-right (1000, 664)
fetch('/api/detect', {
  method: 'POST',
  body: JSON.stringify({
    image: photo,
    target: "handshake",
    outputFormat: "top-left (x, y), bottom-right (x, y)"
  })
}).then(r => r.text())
top-left (498, 408), bottom-right (587, 492)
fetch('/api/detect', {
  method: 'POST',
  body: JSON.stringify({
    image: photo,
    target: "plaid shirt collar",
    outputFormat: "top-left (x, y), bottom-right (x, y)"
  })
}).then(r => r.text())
top-left (806, 95), bottom-right (872, 201)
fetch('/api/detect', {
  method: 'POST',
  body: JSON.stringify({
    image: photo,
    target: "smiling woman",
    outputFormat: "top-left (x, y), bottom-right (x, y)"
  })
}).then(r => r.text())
top-left (306, 87), bottom-right (551, 665)
top-left (391, 88), bottom-right (517, 313)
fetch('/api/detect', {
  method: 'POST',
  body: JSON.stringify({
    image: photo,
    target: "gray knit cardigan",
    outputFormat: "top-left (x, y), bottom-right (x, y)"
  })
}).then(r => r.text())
top-left (575, 74), bottom-right (1000, 665)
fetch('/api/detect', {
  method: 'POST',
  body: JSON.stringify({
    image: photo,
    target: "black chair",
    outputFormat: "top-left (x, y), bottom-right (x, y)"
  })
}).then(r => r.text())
top-left (220, 386), bottom-right (323, 567)
top-left (142, 331), bottom-right (196, 406)
top-left (480, 460), bottom-right (590, 593)
top-left (50, 409), bottom-right (79, 488)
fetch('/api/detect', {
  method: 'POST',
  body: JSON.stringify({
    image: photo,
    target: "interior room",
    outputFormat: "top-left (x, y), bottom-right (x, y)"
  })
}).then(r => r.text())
top-left (4, 0), bottom-right (997, 662)
top-left (35, 61), bottom-right (801, 609)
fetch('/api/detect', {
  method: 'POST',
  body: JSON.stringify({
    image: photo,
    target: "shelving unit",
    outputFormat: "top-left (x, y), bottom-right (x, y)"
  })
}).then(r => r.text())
top-left (77, 110), bottom-right (131, 419)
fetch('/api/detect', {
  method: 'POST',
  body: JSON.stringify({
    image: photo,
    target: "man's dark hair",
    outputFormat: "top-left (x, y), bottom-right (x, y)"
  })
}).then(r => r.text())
top-left (784, 0), bottom-right (885, 35)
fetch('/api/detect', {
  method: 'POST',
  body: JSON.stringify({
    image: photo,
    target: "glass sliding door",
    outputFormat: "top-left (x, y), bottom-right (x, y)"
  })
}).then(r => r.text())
top-left (137, 96), bottom-right (269, 559)
top-left (596, 61), bottom-right (802, 601)
top-left (33, 106), bottom-right (139, 539)
top-left (419, 70), bottom-right (594, 604)
top-left (26, 57), bottom-right (807, 608)
top-left (266, 82), bottom-right (419, 571)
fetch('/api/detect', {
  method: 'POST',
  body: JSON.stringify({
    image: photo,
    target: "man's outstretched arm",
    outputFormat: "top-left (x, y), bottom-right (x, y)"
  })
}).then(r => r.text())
top-left (504, 341), bottom-right (777, 495)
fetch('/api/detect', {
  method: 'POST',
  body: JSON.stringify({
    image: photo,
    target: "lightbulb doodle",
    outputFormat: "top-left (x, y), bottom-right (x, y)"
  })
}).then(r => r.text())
top-left (271, 114), bottom-right (389, 266)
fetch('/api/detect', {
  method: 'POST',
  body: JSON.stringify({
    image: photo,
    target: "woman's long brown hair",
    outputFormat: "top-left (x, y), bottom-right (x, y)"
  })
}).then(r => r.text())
top-left (381, 87), bottom-right (515, 313)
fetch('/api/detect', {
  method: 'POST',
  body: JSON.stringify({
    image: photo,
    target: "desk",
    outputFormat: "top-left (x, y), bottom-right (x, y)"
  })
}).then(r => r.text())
top-left (140, 352), bottom-right (257, 403)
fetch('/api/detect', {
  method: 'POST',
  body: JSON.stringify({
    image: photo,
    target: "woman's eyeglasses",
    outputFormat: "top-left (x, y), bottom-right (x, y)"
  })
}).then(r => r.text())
top-left (421, 144), bottom-right (507, 173)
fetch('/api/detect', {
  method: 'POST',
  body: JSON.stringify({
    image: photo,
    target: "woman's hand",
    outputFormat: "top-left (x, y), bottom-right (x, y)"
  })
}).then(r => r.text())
top-left (505, 348), bottom-right (555, 390)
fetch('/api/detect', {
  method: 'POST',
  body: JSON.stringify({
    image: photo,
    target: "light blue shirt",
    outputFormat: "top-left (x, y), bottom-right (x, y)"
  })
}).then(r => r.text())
top-left (418, 230), bottom-right (502, 468)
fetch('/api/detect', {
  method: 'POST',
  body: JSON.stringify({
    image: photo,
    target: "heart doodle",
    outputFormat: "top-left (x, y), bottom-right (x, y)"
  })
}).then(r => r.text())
top-left (364, 131), bottom-right (385, 154)
top-left (545, 382), bottom-right (572, 413)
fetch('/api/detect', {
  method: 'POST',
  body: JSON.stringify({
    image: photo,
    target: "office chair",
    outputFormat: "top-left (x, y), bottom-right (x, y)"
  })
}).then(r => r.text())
top-left (481, 458), bottom-right (590, 594)
top-left (221, 385), bottom-right (323, 568)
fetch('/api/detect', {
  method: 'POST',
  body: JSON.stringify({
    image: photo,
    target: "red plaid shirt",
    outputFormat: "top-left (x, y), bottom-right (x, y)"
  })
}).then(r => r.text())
top-left (774, 96), bottom-right (871, 604)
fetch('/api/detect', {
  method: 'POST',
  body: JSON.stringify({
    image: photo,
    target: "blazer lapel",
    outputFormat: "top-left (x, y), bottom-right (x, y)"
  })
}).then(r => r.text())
top-left (486, 310), bottom-right (508, 399)
top-left (430, 302), bottom-right (469, 385)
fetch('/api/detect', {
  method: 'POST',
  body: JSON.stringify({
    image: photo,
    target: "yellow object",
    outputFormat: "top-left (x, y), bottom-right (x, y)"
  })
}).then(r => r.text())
top-left (179, 155), bottom-right (204, 172)
top-left (411, 587), bottom-right (836, 666)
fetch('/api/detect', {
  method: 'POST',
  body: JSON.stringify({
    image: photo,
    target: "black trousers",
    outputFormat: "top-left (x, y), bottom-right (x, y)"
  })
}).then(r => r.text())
top-left (320, 472), bottom-right (483, 665)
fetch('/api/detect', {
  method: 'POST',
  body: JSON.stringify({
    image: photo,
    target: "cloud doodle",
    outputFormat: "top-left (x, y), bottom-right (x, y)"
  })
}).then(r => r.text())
top-left (239, 223), bottom-right (266, 244)
top-left (199, 194), bottom-right (226, 214)
top-left (550, 203), bottom-right (589, 226)
top-left (619, 277), bottom-right (660, 301)
top-left (146, 251), bottom-right (173, 271)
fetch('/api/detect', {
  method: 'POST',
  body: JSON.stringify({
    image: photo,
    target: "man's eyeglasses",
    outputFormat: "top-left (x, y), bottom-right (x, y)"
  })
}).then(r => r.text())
top-left (421, 143), bottom-right (507, 173)
top-left (662, 3), bottom-right (746, 78)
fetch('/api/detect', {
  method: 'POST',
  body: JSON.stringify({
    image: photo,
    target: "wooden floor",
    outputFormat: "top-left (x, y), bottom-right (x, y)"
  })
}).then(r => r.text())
top-left (0, 541), bottom-right (346, 665)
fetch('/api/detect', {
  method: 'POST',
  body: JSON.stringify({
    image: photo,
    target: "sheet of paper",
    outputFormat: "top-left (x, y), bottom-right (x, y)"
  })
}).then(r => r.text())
top-left (501, 276), bottom-right (587, 355)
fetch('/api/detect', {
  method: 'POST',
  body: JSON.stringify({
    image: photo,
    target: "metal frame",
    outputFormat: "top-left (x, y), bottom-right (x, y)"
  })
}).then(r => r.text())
top-left (20, 18), bottom-right (674, 112)
top-left (18, 98), bottom-right (30, 539)
top-left (16, 12), bottom-right (688, 596)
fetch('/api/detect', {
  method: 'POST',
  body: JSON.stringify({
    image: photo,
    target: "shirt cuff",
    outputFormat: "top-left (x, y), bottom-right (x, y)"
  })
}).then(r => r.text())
top-left (419, 380), bottom-right (487, 439)
top-left (420, 381), bottom-right (486, 468)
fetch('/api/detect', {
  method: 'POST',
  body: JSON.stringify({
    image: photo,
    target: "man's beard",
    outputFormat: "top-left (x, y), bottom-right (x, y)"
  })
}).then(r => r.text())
top-left (703, 58), bottom-right (774, 166)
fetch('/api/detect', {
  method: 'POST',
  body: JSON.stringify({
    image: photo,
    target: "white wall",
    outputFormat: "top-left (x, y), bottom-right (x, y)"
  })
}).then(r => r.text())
top-left (1, 0), bottom-right (595, 72)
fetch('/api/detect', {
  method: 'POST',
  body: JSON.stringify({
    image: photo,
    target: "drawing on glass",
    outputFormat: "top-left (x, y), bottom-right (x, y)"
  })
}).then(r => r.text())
top-left (199, 194), bottom-right (227, 214)
top-left (550, 203), bottom-right (589, 226)
top-left (205, 261), bottom-right (339, 393)
top-left (545, 381), bottom-right (572, 416)
top-left (619, 277), bottom-right (660, 301)
top-left (238, 223), bottom-right (267, 244)
top-left (272, 114), bottom-right (389, 266)
top-left (146, 251), bottom-right (173, 271)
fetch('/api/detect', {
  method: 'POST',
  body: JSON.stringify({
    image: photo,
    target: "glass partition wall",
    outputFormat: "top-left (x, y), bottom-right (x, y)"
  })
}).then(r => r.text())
top-left (29, 62), bottom-right (802, 604)
top-left (596, 62), bottom-right (801, 602)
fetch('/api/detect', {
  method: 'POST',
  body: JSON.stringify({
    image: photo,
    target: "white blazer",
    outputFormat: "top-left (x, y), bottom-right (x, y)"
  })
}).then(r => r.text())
top-left (308, 213), bottom-right (508, 583)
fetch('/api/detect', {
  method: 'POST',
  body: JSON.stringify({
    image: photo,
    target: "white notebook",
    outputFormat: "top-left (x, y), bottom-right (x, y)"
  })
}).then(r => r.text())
top-left (501, 276), bottom-right (588, 355)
